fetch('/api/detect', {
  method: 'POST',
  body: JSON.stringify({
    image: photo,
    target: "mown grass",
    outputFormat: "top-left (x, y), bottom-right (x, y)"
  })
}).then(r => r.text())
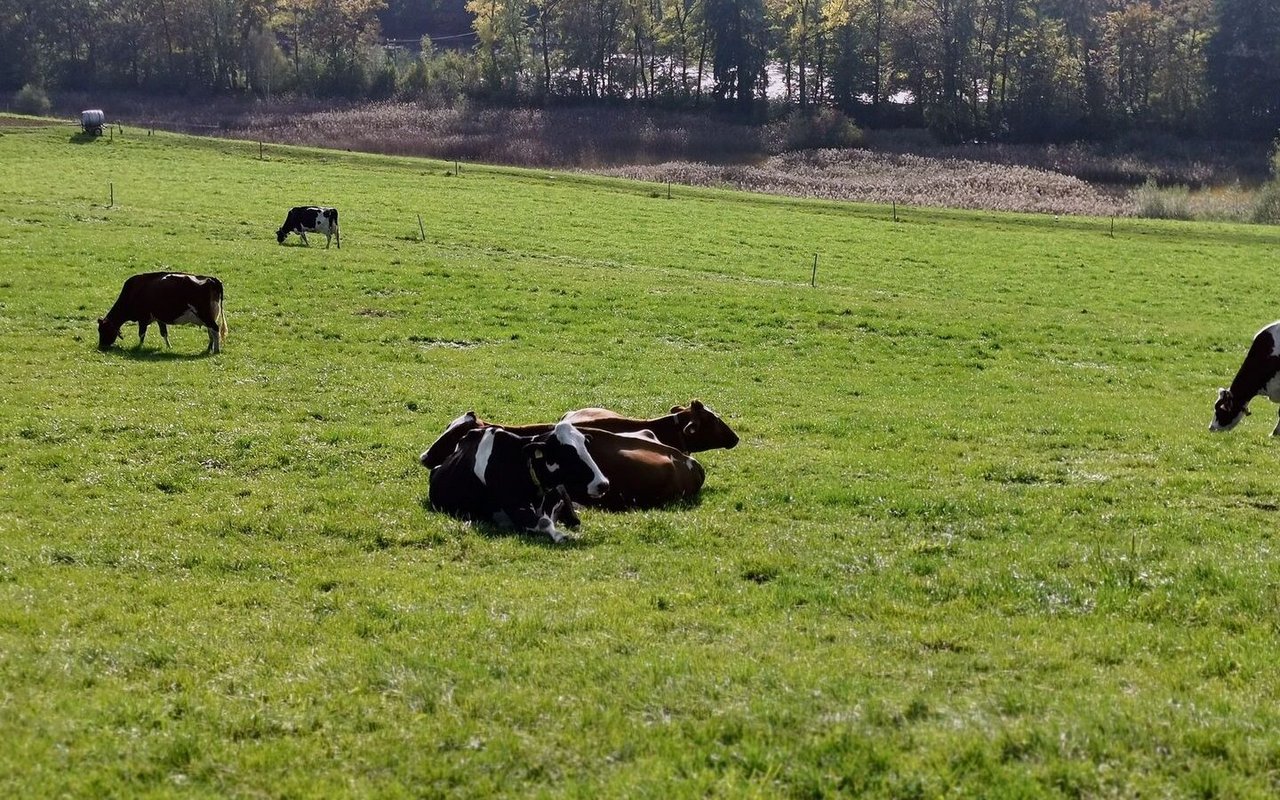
top-left (3, 115), bottom-right (1280, 797)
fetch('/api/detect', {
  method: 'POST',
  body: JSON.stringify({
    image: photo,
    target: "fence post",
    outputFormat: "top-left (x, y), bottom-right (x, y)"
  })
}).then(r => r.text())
top-left (811, 253), bottom-right (818, 287)
top-left (418, 214), bottom-right (426, 241)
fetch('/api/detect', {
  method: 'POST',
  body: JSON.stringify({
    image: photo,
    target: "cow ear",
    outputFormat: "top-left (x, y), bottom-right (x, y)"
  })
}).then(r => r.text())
top-left (670, 405), bottom-right (684, 414)
top-left (524, 443), bottom-right (545, 460)
top-left (96, 317), bottom-right (104, 325)
top-left (691, 399), bottom-right (704, 411)
top-left (1217, 387), bottom-right (1230, 401)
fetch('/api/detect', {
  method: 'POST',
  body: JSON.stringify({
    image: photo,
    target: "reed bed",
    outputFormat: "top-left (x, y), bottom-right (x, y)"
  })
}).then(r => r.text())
top-left (43, 94), bottom-right (1273, 220)
top-left (599, 149), bottom-right (1131, 217)
top-left (222, 101), bottom-right (766, 167)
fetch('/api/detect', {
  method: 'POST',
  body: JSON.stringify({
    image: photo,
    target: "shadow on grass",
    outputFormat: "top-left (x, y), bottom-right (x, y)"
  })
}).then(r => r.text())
top-left (418, 496), bottom-right (592, 548)
top-left (69, 131), bottom-right (105, 144)
top-left (101, 345), bottom-right (214, 362)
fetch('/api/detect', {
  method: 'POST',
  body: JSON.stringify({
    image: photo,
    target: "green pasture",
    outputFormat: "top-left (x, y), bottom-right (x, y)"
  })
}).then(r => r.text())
top-left (3, 116), bottom-right (1280, 797)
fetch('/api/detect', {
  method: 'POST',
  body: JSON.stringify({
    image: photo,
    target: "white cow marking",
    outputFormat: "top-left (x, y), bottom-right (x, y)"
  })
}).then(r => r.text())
top-left (472, 429), bottom-right (495, 486)
top-left (554, 421), bottom-right (609, 498)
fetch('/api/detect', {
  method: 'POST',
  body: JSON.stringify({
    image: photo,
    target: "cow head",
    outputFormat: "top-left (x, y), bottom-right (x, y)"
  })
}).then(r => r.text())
top-left (527, 421), bottom-right (610, 499)
top-left (276, 227), bottom-right (289, 244)
top-left (1210, 387), bottom-right (1249, 432)
top-left (96, 317), bottom-right (123, 351)
top-left (672, 399), bottom-right (739, 451)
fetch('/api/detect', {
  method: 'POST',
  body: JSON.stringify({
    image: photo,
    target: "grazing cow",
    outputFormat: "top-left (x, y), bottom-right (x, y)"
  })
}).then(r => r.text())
top-left (428, 421), bottom-right (610, 542)
top-left (1211, 321), bottom-right (1280, 434)
top-left (562, 399), bottom-right (740, 453)
top-left (276, 206), bottom-right (340, 248)
top-left (421, 414), bottom-right (706, 510)
top-left (97, 271), bottom-right (227, 353)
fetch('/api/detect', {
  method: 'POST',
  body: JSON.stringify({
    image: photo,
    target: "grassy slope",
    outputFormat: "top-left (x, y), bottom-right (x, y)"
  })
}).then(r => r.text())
top-left (2, 118), bottom-right (1280, 797)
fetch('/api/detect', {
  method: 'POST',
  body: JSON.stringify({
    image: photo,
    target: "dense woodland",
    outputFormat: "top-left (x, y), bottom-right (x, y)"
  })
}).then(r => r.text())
top-left (2, 0), bottom-right (1278, 142)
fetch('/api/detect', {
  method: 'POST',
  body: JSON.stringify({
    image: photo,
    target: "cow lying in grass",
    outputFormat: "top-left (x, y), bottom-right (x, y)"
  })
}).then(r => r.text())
top-left (1211, 321), bottom-right (1280, 435)
top-left (428, 421), bottom-right (609, 542)
top-left (421, 413), bottom-right (706, 510)
top-left (420, 400), bottom-right (739, 511)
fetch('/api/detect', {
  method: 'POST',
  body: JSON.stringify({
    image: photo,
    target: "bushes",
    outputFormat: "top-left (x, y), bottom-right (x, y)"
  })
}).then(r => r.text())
top-left (1132, 179), bottom-right (1193, 220)
top-left (11, 83), bottom-right (51, 116)
top-left (780, 108), bottom-right (864, 151)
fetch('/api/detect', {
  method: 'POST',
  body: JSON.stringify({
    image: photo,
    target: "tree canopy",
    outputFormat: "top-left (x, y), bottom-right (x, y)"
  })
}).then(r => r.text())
top-left (2, 0), bottom-right (1277, 141)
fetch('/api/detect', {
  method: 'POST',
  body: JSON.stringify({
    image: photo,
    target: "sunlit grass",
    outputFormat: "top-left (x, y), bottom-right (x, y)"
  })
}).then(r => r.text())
top-left (3, 116), bottom-right (1280, 797)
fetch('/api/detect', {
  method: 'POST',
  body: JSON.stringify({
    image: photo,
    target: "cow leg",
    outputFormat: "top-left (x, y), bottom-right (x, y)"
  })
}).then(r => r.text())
top-left (508, 504), bottom-right (567, 543)
top-left (137, 320), bottom-right (149, 348)
top-left (324, 232), bottom-right (332, 249)
top-left (159, 322), bottom-right (171, 348)
top-left (206, 325), bottom-right (218, 354)
top-left (545, 486), bottom-right (580, 529)
top-left (299, 230), bottom-right (309, 246)
top-left (1272, 411), bottom-right (1280, 437)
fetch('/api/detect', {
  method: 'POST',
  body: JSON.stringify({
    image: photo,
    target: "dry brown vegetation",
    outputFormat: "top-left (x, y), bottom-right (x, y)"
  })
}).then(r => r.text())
top-left (49, 94), bottom-right (1273, 219)
top-left (598, 150), bottom-right (1129, 217)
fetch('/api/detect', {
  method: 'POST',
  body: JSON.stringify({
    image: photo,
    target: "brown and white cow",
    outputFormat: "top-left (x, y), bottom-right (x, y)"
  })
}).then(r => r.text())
top-left (561, 399), bottom-right (740, 453)
top-left (428, 421), bottom-right (609, 542)
top-left (420, 412), bottom-right (707, 510)
top-left (277, 206), bottom-right (340, 248)
top-left (97, 271), bottom-right (226, 353)
top-left (1211, 321), bottom-right (1280, 435)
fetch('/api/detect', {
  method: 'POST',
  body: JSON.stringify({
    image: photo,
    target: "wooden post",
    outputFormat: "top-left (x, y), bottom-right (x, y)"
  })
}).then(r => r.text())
top-left (259, 141), bottom-right (263, 160)
top-left (892, 201), bottom-right (897, 222)
top-left (418, 214), bottom-right (426, 241)
top-left (667, 181), bottom-right (671, 200)
top-left (109, 182), bottom-right (114, 208)
top-left (811, 253), bottom-right (818, 287)
top-left (1110, 216), bottom-right (1115, 238)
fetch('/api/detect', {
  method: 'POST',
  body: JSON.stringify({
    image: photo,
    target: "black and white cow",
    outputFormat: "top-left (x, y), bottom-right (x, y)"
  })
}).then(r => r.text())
top-left (427, 420), bottom-right (609, 542)
top-left (276, 206), bottom-right (340, 248)
top-left (1211, 321), bottom-right (1280, 434)
top-left (97, 271), bottom-right (226, 353)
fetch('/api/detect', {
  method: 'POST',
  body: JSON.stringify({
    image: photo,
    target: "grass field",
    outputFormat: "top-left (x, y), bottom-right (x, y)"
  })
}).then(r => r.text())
top-left (3, 116), bottom-right (1280, 797)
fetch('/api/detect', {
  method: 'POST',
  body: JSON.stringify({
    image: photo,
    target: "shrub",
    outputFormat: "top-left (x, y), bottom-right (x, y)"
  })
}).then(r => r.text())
top-left (12, 83), bottom-right (51, 116)
top-left (782, 108), bottom-right (863, 151)
top-left (1252, 182), bottom-right (1280, 224)
top-left (1132, 178), bottom-right (1192, 220)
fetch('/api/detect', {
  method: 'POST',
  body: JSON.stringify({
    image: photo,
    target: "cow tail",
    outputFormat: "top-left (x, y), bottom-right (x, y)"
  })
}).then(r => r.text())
top-left (215, 279), bottom-right (228, 346)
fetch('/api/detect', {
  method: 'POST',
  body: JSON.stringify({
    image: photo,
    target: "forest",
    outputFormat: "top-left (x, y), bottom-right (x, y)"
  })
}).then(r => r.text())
top-left (2, 0), bottom-right (1278, 143)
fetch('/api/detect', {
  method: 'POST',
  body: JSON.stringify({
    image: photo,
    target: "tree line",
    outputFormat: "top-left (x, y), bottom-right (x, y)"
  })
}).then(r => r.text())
top-left (2, 0), bottom-right (1277, 141)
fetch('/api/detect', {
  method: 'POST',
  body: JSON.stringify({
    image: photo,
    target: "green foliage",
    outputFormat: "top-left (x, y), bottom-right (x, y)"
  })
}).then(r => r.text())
top-left (782, 108), bottom-right (864, 150)
top-left (4, 118), bottom-right (1280, 796)
top-left (1133, 178), bottom-right (1193, 220)
top-left (11, 83), bottom-right (50, 116)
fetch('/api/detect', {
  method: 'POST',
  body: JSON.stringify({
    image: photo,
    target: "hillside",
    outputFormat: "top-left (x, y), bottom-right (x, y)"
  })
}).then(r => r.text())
top-left (3, 117), bottom-right (1280, 796)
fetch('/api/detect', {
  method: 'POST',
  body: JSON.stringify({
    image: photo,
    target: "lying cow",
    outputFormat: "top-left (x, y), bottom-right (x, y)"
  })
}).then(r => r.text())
top-left (428, 420), bottom-right (609, 542)
top-left (420, 413), bottom-right (706, 510)
top-left (276, 206), bottom-right (340, 248)
top-left (1210, 321), bottom-right (1280, 435)
top-left (97, 271), bottom-right (227, 353)
top-left (561, 399), bottom-right (739, 453)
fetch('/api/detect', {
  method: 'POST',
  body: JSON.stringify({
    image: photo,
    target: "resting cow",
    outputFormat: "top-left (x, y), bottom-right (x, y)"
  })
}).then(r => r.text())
top-left (276, 206), bottom-right (340, 248)
top-left (1210, 321), bottom-right (1280, 435)
top-left (421, 413), bottom-right (706, 510)
top-left (428, 420), bottom-right (609, 542)
top-left (97, 271), bottom-right (226, 353)
top-left (561, 399), bottom-right (739, 453)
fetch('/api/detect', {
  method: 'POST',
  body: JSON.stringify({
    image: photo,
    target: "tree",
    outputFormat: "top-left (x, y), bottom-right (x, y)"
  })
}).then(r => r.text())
top-left (705, 0), bottom-right (768, 113)
top-left (1206, 0), bottom-right (1280, 138)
